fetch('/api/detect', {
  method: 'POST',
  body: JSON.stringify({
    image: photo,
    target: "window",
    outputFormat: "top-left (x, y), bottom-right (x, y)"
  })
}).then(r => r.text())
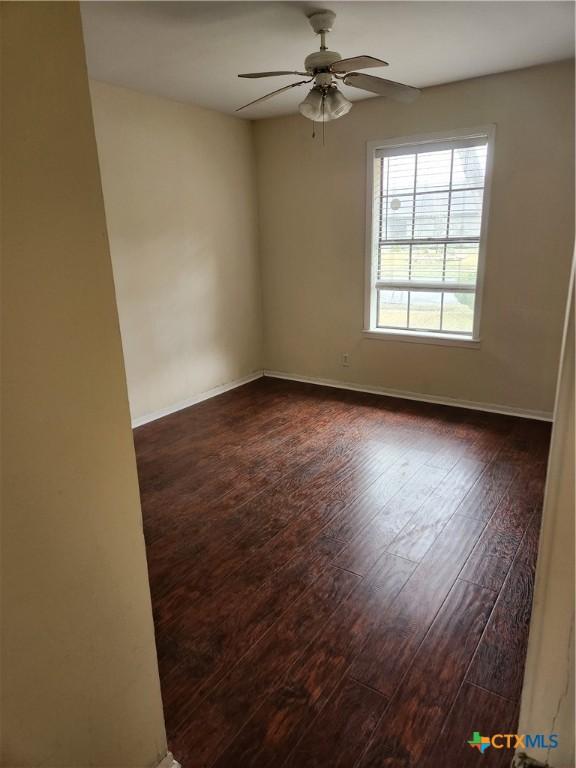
top-left (365, 128), bottom-right (493, 344)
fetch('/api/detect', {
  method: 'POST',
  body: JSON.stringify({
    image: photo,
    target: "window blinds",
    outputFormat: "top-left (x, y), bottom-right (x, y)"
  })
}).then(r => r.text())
top-left (373, 135), bottom-right (489, 335)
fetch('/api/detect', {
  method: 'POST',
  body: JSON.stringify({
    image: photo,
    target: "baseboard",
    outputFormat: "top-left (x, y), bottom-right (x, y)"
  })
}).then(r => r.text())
top-left (131, 371), bottom-right (264, 428)
top-left (263, 370), bottom-right (553, 422)
top-left (130, 368), bottom-right (553, 427)
top-left (157, 753), bottom-right (181, 768)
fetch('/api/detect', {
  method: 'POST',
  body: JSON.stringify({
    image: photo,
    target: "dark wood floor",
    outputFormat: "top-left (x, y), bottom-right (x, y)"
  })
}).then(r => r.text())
top-left (134, 377), bottom-right (551, 768)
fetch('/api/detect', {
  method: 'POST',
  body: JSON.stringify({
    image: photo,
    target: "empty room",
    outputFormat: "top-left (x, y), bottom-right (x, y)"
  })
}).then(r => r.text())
top-left (1, 2), bottom-right (575, 768)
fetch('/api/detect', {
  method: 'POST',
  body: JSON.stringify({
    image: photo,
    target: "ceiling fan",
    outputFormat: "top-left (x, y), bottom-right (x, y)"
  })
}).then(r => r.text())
top-left (236, 9), bottom-right (420, 122)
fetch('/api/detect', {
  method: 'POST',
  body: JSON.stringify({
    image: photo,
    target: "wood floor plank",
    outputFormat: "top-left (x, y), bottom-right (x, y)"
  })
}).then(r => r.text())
top-left (455, 459), bottom-right (518, 521)
top-left (496, 418), bottom-right (552, 466)
top-left (385, 457), bottom-right (487, 562)
top-left (208, 554), bottom-right (415, 768)
top-left (136, 378), bottom-right (346, 462)
top-left (459, 475), bottom-right (540, 592)
top-left (148, 405), bottom-right (410, 585)
top-left (158, 536), bottom-right (345, 714)
top-left (138, 381), bottom-right (329, 499)
top-left (145, 400), bottom-right (377, 552)
top-left (156, 442), bottom-right (411, 643)
top-left (422, 682), bottom-right (519, 768)
top-left (169, 564), bottom-right (361, 767)
top-left (143, 385), bottom-right (393, 544)
top-left (333, 464), bottom-right (449, 574)
top-left (426, 434), bottom-right (475, 470)
top-left (151, 440), bottom-right (397, 617)
top-left (462, 422), bottom-right (514, 463)
top-left (349, 514), bottom-right (486, 698)
top-left (135, 378), bottom-right (286, 449)
top-left (356, 580), bottom-right (496, 768)
top-left (466, 512), bottom-right (541, 701)
top-left (323, 449), bottom-right (433, 543)
top-left (282, 677), bottom-right (387, 768)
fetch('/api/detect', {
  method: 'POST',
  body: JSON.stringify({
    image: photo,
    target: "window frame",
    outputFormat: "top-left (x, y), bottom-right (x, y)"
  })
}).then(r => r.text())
top-left (363, 125), bottom-right (495, 347)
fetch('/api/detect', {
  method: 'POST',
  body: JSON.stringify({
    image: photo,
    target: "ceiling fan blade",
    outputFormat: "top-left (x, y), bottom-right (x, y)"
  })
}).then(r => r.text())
top-left (235, 80), bottom-right (310, 112)
top-left (331, 56), bottom-right (389, 74)
top-left (238, 71), bottom-right (308, 78)
top-left (343, 73), bottom-right (420, 103)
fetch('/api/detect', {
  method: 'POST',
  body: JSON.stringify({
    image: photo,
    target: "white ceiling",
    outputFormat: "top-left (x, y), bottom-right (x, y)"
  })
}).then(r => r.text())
top-left (81, 1), bottom-right (575, 120)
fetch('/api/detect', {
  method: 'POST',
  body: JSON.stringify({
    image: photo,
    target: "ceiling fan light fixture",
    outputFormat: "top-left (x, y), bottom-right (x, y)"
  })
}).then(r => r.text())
top-left (298, 86), bottom-right (352, 123)
top-left (325, 88), bottom-right (352, 119)
top-left (298, 87), bottom-right (325, 121)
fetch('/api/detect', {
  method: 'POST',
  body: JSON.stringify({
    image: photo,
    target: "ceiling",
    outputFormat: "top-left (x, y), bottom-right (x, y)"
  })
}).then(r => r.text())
top-left (80, 1), bottom-right (575, 120)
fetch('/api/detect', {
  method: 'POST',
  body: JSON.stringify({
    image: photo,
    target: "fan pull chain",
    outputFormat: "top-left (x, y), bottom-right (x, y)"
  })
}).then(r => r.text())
top-left (310, 92), bottom-right (329, 144)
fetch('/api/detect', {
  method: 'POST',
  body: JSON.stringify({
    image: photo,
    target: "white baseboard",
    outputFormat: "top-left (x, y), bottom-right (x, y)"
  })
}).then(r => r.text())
top-left (263, 370), bottom-right (553, 422)
top-left (157, 752), bottom-right (181, 768)
top-left (131, 368), bottom-right (553, 427)
top-left (131, 372), bottom-right (264, 428)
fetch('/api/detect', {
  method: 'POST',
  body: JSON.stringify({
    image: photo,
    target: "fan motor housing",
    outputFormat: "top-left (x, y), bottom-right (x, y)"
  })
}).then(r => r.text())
top-left (304, 49), bottom-right (341, 73)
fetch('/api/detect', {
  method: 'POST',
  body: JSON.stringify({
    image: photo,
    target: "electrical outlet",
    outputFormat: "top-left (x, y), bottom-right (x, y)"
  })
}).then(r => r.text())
top-left (341, 352), bottom-right (350, 367)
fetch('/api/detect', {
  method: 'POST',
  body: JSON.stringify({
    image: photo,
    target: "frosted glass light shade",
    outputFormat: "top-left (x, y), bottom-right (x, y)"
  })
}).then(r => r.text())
top-left (298, 87), bottom-right (352, 122)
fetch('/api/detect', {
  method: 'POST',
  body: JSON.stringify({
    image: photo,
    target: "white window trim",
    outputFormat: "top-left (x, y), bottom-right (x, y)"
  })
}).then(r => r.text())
top-left (363, 125), bottom-right (496, 347)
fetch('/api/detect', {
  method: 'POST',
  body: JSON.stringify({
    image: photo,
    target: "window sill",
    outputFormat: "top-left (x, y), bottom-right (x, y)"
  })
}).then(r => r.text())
top-left (362, 329), bottom-right (481, 348)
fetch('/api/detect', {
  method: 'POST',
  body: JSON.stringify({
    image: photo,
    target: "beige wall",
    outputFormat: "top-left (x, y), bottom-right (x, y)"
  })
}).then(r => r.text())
top-left (1, 4), bottom-right (167, 767)
top-left (255, 61), bottom-right (575, 417)
top-left (517, 263), bottom-right (574, 768)
top-left (89, 81), bottom-right (262, 425)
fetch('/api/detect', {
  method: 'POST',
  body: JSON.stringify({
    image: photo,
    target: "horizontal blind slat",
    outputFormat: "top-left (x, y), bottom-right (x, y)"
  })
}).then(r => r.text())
top-left (375, 135), bottom-right (488, 159)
